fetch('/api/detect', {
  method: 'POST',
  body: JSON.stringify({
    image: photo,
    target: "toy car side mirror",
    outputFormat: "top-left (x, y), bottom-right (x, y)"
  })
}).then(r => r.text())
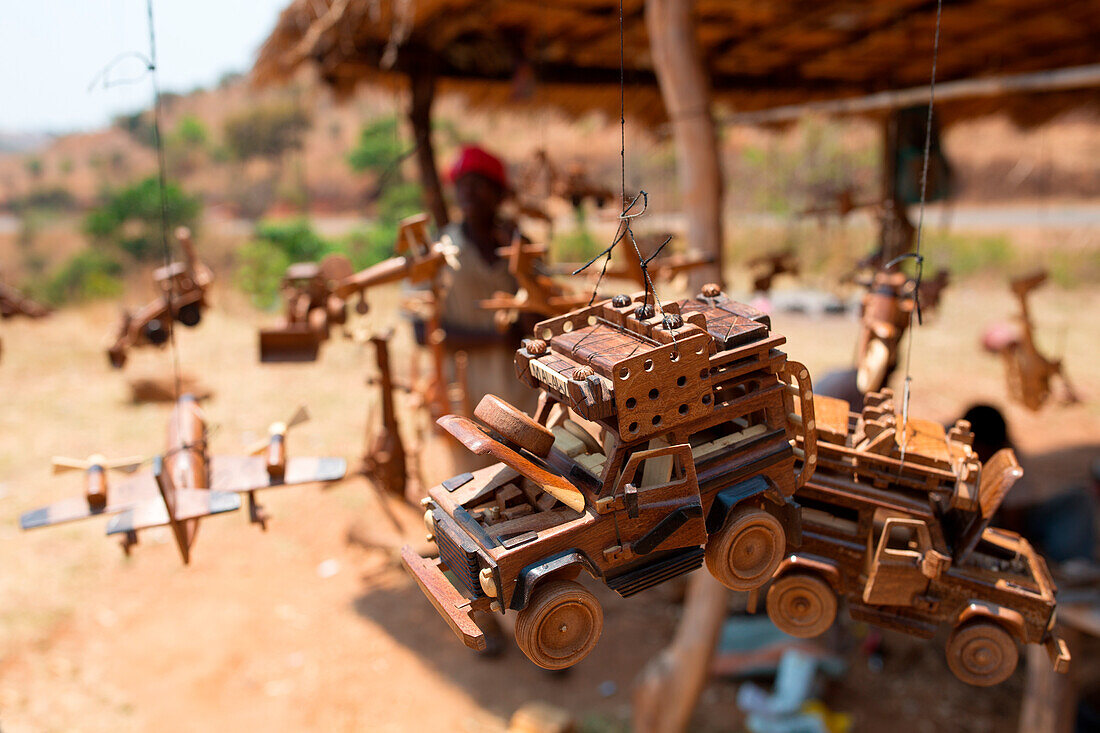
top-left (920, 550), bottom-right (950, 579)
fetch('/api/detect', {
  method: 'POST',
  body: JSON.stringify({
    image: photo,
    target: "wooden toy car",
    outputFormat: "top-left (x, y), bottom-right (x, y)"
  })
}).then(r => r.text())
top-left (108, 227), bottom-right (212, 369)
top-left (766, 389), bottom-right (1070, 686)
top-left (402, 286), bottom-right (817, 669)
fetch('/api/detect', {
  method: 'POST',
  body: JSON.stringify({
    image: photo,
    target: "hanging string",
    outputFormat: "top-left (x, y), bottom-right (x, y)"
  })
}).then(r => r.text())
top-left (143, 0), bottom-right (187, 422)
top-left (898, 0), bottom-right (943, 459)
top-left (85, 0), bottom-right (192, 455)
top-left (572, 0), bottom-right (672, 331)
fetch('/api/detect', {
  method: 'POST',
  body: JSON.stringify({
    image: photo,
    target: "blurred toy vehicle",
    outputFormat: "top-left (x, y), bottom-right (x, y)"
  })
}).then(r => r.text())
top-left (767, 389), bottom-right (1069, 686)
top-left (108, 227), bottom-right (212, 369)
top-left (402, 286), bottom-right (817, 669)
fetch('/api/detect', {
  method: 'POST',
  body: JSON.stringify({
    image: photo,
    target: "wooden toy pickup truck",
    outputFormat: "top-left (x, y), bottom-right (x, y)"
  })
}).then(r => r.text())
top-left (767, 389), bottom-right (1070, 686)
top-left (402, 287), bottom-right (817, 669)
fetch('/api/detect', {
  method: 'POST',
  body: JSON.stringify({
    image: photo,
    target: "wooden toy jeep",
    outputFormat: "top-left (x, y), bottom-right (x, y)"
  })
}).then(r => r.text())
top-left (402, 287), bottom-right (817, 668)
top-left (766, 390), bottom-right (1070, 686)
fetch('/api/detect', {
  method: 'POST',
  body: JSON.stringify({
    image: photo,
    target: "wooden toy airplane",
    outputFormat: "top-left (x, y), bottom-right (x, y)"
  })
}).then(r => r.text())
top-left (108, 227), bottom-right (213, 369)
top-left (479, 238), bottom-right (593, 332)
top-left (258, 214), bottom-right (458, 364)
top-left (20, 395), bottom-right (346, 564)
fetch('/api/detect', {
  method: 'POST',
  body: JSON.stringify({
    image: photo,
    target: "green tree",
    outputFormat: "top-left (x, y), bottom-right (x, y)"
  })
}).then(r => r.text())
top-left (83, 177), bottom-right (202, 262)
top-left (347, 117), bottom-right (406, 175)
top-left (236, 219), bottom-right (337, 307)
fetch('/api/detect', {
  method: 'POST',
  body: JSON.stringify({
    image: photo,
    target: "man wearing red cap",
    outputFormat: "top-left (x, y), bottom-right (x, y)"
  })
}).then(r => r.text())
top-left (414, 145), bottom-right (535, 479)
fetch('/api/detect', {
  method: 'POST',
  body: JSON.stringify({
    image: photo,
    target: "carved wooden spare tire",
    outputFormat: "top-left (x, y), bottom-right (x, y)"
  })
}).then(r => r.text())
top-left (766, 572), bottom-right (838, 638)
top-left (515, 580), bottom-right (603, 670)
top-left (475, 394), bottom-right (554, 457)
top-left (945, 621), bottom-right (1019, 686)
top-left (705, 506), bottom-right (786, 591)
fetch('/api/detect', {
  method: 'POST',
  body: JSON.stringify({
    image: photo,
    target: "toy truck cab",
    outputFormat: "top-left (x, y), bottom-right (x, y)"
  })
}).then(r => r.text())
top-left (402, 287), bottom-right (817, 669)
top-left (767, 391), bottom-right (1069, 686)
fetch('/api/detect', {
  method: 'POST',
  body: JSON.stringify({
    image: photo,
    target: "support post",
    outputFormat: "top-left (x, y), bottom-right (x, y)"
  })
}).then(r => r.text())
top-left (645, 0), bottom-right (723, 290)
top-left (408, 67), bottom-right (450, 230)
top-left (633, 572), bottom-right (729, 733)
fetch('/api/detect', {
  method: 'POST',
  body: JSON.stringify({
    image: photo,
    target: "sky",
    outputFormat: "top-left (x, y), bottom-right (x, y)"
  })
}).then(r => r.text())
top-left (0, 0), bottom-right (289, 134)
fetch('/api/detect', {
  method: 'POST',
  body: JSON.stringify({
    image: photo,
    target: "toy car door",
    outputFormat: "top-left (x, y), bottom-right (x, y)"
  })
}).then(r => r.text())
top-left (613, 442), bottom-right (707, 557)
top-left (863, 517), bottom-right (936, 606)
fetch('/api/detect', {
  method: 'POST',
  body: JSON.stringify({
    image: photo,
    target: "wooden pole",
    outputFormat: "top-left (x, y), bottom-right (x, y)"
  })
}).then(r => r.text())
top-left (408, 67), bottom-right (450, 230)
top-left (633, 572), bottom-right (729, 733)
top-left (645, 0), bottom-right (723, 291)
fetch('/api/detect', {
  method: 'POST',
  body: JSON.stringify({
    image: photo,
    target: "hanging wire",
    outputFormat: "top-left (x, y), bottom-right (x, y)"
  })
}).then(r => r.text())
top-left (572, 0), bottom-right (672, 332)
top-left (91, 0), bottom-right (188, 444)
top-left (898, 0), bottom-right (943, 460)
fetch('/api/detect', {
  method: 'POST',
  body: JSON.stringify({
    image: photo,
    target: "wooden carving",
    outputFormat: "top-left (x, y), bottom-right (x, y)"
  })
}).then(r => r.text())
top-left (769, 389), bottom-right (1069, 686)
top-left (108, 227), bottom-right (213, 369)
top-left (0, 277), bottom-right (51, 363)
top-left (984, 271), bottom-right (1079, 411)
top-left (401, 288), bottom-right (1066, 685)
top-left (403, 285), bottom-right (816, 668)
top-left (747, 248), bottom-right (799, 295)
top-left (20, 395), bottom-right (346, 563)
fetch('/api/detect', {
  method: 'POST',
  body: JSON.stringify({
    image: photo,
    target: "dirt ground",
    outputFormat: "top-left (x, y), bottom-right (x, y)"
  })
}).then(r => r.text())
top-left (0, 278), bottom-right (1097, 732)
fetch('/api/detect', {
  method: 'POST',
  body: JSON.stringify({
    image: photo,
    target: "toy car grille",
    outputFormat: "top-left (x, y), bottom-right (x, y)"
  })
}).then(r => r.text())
top-left (434, 512), bottom-right (481, 597)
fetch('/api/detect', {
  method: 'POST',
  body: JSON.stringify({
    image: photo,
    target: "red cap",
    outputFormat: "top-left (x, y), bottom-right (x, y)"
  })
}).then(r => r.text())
top-left (448, 145), bottom-right (508, 189)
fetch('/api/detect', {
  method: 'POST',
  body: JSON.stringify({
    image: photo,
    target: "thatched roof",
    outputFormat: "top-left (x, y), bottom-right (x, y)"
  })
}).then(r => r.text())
top-left (253, 0), bottom-right (1100, 126)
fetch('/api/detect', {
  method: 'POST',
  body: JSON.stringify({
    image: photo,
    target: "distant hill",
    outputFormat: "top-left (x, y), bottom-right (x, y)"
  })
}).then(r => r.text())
top-left (0, 131), bottom-right (53, 154)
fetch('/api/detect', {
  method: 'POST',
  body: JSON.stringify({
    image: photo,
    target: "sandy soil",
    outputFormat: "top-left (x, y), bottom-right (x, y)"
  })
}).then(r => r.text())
top-left (0, 280), bottom-right (1097, 732)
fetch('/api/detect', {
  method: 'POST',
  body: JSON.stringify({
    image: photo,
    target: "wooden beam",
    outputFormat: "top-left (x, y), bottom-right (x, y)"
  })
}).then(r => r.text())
top-left (718, 63), bottom-right (1100, 125)
top-left (407, 66), bottom-right (450, 230)
top-left (645, 0), bottom-right (724, 291)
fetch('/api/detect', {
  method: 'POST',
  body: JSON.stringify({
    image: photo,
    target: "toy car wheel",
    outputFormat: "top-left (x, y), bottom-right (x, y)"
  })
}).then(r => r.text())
top-left (515, 580), bottom-right (603, 670)
top-left (144, 319), bottom-right (169, 345)
top-left (766, 572), bottom-right (837, 638)
top-left (177, 302), bottom-right (202, 327)
top-left (705, 506), bottom-right (785, 591)
top-left (475, 394), bottom-right (555, 458)
top-left (945, 621), bottom-right (1018, 686)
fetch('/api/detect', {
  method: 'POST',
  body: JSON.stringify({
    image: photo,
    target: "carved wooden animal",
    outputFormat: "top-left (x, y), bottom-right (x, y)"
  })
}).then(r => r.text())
top-left (20, 395), bottom-right (346, 563)
top-left (747, 249), bottom-right (799, 295)
top-left (768, 388), bottom-right (1068, 686)
top-left (108, 227), bottom-right (213, 369)
top-left (519, 148), bottom-right (615, 210)
top-left (403, 285), bottom-right (817, 668)
top-left (985, 271), bottom-right (1079, 411)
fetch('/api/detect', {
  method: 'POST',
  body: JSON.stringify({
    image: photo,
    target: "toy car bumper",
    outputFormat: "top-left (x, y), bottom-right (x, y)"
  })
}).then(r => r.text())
top-left (400, 545), bottom-right (487, 652)
top-left (1044, 631), bottom-right (1071, 673)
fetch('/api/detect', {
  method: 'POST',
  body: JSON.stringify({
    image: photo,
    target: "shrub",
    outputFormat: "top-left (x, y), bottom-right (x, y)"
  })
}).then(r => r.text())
top-left (347, 117), bottom-right (405, 175)
top-left (236, 219), bottom-right (337, 307)
top-left (83, 177), bottom-right (201, 262)
top-left (223, 103), bottom-right (311, 162)
top-left (37, 249), bottom-right (124, 305)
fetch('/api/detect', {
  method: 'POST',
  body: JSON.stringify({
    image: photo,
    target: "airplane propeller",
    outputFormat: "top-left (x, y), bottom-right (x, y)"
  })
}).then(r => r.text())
top-left (51, 454), bottom-right (145, 474)
top-left (247, 405), bottom-right (310, 455)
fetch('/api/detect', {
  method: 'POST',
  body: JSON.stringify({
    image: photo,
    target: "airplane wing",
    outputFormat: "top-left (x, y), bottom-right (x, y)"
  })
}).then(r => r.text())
top-left (20, 470), bottom-right (160, 530)
top-left (105, 489), bottom-right (241, 535)
top-left (208, 455), bottom-right (347, 493)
